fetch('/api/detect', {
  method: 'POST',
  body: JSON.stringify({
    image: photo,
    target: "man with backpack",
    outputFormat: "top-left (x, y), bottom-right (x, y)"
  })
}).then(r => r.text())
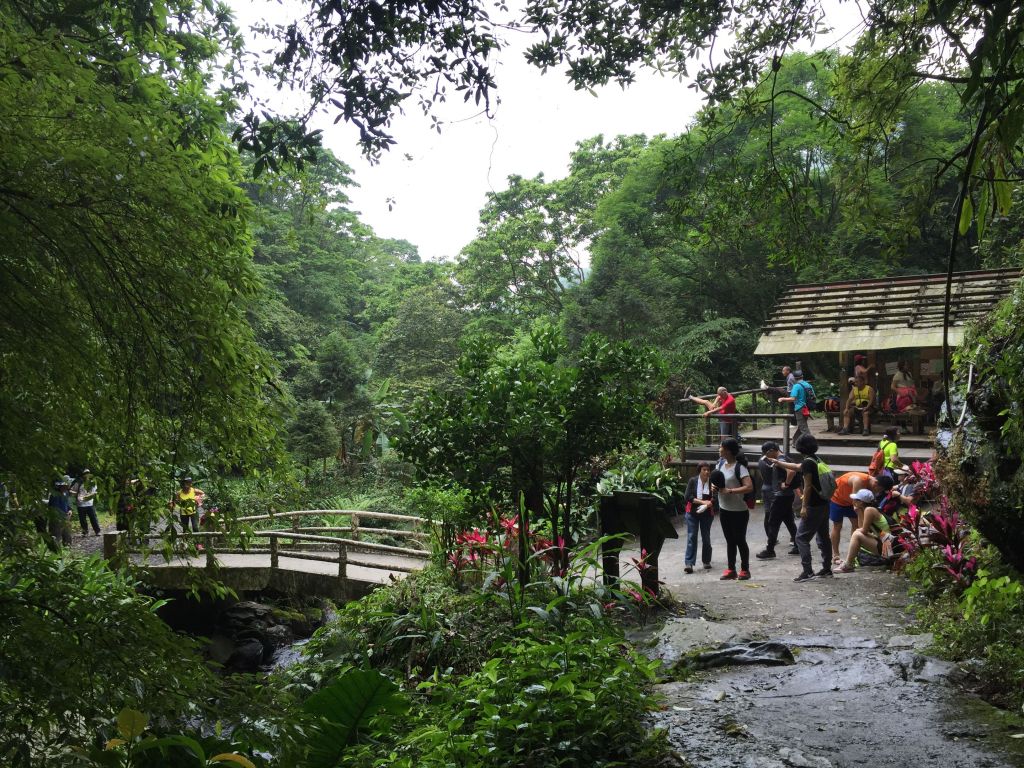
top-left (868, 426), bottom-right (909, 480)
top-left (768, 434), bottom-right (835, 582)
top-left (778, 370), bottom-right (814, 444)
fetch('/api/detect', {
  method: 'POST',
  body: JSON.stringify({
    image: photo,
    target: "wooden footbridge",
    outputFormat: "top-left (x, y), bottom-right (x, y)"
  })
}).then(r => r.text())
top-left (105, 509), bottom-right (431, 601)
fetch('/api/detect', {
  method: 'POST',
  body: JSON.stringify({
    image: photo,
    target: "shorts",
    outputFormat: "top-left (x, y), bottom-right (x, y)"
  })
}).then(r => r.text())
top-left (829, 501), bottom-right (856, 522)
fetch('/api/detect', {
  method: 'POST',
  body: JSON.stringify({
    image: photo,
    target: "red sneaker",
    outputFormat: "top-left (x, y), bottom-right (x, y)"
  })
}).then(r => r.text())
top-left (720, 569), bottom-right (737, 580)
top-left (737, 569), bottom-right (751, 580)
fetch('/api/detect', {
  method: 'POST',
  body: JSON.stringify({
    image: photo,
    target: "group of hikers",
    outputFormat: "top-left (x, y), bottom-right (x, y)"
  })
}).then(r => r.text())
top-left (31, 473), bottom-right (209, 549)
top-left (682, 362), bottom-right (919, 582)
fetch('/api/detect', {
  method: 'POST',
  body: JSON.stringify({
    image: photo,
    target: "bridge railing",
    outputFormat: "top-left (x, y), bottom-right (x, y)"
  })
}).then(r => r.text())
top-left (675, 411), bottom-right (797, 462)
top-left (107, 508), bottom-right (432, 579)
top-left (234, 509), bottom-right (429, 544)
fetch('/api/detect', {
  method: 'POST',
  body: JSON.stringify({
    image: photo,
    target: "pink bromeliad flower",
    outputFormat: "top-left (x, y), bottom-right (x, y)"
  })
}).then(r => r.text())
top-left (631, 548), bottom-right (652, 573)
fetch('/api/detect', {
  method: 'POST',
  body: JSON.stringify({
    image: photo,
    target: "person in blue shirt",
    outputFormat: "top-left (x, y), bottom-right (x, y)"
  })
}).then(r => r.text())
top-left (778, 370), bottom-right (814, 443)
top-left (46, 476), bottom-right (73, 549)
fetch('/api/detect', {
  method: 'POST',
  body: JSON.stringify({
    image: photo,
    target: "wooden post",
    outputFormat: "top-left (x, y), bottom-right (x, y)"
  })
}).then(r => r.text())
top-left (205, 538), bottom-right (215, 569)
top-left (678, 410), bottom-right (687, 466)
top-left (783, 413), bottom-right (792, 456)
top-left (337, 541), bottom-right (348, 580)
top-left (270, 533), bottom-right (279, 569)
top-left (102, 531), bottom-right (122, 561)
top-left (351, 513), bottom-right (359, 541)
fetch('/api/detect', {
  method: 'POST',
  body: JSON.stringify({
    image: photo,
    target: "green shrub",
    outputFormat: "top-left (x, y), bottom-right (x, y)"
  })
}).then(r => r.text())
top-left (389, 618), bottom-right (665, 767)
top-left (913, 543), bottom-right (1024, 710)
top-left (295, 566), bottom-right (498, 683)
top-left (0, 549), bottom-right (220, 766)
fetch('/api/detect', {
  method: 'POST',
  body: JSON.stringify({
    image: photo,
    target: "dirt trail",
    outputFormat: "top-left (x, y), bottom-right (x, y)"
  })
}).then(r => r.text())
top-left (630, 510), bottom-right (1024, 768)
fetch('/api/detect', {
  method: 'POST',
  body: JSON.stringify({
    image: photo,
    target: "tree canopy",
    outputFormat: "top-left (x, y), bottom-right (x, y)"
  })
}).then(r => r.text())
top-left (0, 0), bottom-right (284, 490)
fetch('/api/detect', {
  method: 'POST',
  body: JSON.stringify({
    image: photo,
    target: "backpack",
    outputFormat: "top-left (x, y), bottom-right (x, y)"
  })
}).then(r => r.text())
top-left (868, 439), bottom-right (891, 477)
top-left (811, 456), bottom-right (837, 501)
top-left (799, 381), bottom-right (817, 411)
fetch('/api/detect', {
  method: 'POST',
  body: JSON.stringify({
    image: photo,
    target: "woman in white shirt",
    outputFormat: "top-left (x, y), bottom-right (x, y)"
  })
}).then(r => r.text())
top-left (715, 438), bottom-right (754, 580)
top-left (73, 469), bottom-right (100, 535)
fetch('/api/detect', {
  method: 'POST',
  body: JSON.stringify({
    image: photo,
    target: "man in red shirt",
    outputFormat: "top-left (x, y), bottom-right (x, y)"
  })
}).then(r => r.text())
top-left (689, 387), bottom-right (738, 442)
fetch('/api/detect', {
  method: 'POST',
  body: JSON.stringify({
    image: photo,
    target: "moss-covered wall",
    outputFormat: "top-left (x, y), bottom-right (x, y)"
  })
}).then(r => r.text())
top-left (941, 281), bottom-right (1024, 574)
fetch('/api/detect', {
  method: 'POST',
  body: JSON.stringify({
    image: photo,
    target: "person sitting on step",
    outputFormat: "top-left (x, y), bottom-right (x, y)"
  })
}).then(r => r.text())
top-left (835, 489), bottom-right (898, 573)
top-left (827, 471), bottom-right (894, 565)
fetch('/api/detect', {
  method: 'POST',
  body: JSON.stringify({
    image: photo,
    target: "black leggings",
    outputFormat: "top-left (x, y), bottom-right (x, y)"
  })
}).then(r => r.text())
top-left (719, 509), bottom-right (750, 571)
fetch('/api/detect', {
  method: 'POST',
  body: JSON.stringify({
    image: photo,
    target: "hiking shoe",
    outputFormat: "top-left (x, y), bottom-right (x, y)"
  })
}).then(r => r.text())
top-left (816, 568), bottom-right (834, 578)
top-left (703, 563), bottom-right (712, 570)
top-left (755, 549), bottom-right (776, 560)
top-left (793, 571), bottom-right (816, 583)
top-left (684, 566), bottom-right (694, 574)
top-left (835, 562), bottom-right (856, 574)
top-left (837, 428), bottom-right (849, 435)
top-left (737, 569), bottom-right (751, 580)
top-left (788, 545), bottom-right (800, 555)
top-left (720, 569), bottom-right (737, 580)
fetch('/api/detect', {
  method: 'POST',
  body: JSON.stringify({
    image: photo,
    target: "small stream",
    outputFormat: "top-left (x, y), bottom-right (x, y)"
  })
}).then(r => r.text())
top-left (151, 589), bottom-right (333, 674)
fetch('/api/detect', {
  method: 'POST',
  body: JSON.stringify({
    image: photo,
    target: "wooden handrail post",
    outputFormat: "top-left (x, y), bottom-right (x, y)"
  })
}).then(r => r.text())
top-left (678, 411), bottom-right (687, 467)
top-left (270, 534), bottom-right (279, 570)
top-left (351, 512), bottom-right (359, 541)
top-left (783, 413), bottom-right (791, 455)
top-left (337, 542), bottom-right (347, 579)
top-left (205, 537), bottom-right (215, 569)
top-left (102, 531), bottom-right (123, 561)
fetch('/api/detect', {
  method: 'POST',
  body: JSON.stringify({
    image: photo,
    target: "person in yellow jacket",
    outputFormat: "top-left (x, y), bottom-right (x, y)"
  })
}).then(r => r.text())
top-left (839, 372), bottom-right (875, 435)
top-left (170, 476), bottom-right (201, 533)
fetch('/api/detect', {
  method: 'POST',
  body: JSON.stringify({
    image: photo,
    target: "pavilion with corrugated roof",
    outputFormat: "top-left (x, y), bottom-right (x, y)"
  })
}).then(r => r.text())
top-left (755, 268), bottom-right (1019, 356)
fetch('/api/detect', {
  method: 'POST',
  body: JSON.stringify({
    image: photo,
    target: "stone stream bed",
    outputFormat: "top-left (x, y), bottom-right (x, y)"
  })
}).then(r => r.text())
top-left (627, 512), bottom-right (1024, 768)
top-left (152, 590), bottom-right (331, 673)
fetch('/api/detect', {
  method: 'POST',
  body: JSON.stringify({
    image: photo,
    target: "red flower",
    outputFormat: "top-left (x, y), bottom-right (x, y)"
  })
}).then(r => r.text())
top-left (631, 548), bottom-right (652, 572)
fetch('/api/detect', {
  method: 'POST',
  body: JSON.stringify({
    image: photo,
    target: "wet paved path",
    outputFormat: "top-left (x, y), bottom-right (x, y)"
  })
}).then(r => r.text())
top-left (625, 510), bottom-right (1024, 768)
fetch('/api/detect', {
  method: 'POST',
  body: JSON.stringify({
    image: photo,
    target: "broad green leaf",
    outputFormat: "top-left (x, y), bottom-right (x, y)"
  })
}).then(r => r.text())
top-left (958, 194), bottom-right (973, 236)
top-left (210, 754), bottom-right (258, 768)
top-left (116, 709), bottom-right (147, 740)
top-left (303, 669), bottom-right (409, 768)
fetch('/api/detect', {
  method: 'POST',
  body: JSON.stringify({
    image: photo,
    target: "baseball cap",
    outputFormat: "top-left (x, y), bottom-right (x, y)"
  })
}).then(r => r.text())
top-left (852, 489), bottom-right (876, 503)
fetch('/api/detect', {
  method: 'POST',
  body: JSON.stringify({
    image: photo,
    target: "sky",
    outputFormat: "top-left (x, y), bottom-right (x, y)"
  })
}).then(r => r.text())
top-left (228, 2), bottom-right (864, 262)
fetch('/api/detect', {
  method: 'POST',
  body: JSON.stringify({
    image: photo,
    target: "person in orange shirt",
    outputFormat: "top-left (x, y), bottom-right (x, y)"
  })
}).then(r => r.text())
top-left (828, 471), bottom-right (893, 563)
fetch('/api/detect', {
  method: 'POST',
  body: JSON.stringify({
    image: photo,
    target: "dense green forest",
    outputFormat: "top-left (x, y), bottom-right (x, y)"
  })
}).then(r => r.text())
top-left (4, 0), bottom-right (1024, 765)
